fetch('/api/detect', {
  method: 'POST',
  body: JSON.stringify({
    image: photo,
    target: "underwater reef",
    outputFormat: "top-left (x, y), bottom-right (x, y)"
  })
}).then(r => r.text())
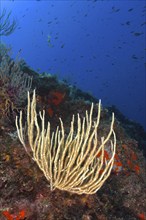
top-left (0, 44), bottom-right (146, 220)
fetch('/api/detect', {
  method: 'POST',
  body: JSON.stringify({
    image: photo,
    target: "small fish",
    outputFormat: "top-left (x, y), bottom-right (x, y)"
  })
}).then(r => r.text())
top-left (133, 32), bottom-right (144, 36)
top-left (140, 22), bottom-right (146, 26)
top-left (112, 6), bottom-right (120, 12)
top-left (47, 35), bottom-right (51, 43)
top-left (128, 8), bottom-right (133, 12)
top-left (132, 54), bottom-right (138, 59)
top-left (47, 35), bottom-right (53, 47)
top-left (126, 21), bottom-right (130, 25)
top-left (47, 21), bottom-right (52, 24)
top-left (18, 49), bottom-right (22, 53)
top-left (61, 44), bottom-right (65, 48)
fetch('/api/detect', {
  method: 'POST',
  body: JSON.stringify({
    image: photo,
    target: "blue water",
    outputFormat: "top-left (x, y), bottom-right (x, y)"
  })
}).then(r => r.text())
top-left (1, 0), bottom-right (146, 131)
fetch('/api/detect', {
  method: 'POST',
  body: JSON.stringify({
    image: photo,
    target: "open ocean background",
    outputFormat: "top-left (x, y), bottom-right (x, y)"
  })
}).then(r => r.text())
top-left (1, 0), bottom-right (146, 131)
